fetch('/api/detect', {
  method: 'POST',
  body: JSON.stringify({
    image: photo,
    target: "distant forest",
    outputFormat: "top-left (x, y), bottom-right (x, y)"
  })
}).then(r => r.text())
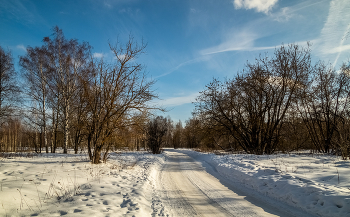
top-left (0, 27), bottom-right (349, 163)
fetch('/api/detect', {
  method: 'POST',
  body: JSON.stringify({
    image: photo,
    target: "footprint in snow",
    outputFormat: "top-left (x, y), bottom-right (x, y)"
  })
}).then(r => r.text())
top-left (59, 210), bottom-right (67, 215)
top-left (120, 198), bottom-right (138, 210)
top-left (73, 209), bottom-right (82, 213)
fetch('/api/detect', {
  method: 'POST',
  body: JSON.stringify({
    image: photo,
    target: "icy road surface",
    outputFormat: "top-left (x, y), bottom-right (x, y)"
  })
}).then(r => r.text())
top-left (156, 149), bottom-right (311, 217)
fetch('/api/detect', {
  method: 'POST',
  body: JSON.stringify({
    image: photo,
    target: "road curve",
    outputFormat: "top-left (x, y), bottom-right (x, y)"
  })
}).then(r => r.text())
top-left (157, 149), bottom-right (303, 217)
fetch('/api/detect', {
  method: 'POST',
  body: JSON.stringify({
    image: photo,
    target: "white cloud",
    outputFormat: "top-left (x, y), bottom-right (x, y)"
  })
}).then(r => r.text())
top-left (200, 29), bottom-right (276, 55)
top-left (326, 44), bottom-right (350, 54)
top-left (270, 0), bottom-right (327, 23)
top-left (270, 7), bottom-right (293, 22)
top-left (156, 57), bottom-right (205, 78)
top-left (16, 44), bottom-right (26, 52)
top-left (93, 52), bottom-right (104, 58)
top-left (233, 0), bottom-right (278, 14)
top-left (200, 1), bottom-right (326, 57)
top-left (102, 0), bottom-right (139, 9)
top-left (159, 93), bottom-right (200, 107)
top-left (117, 54), bottom-right (126, 59)
top-left (113, 54), bottom-right (135, 61)
top-left (316, 0), bottom-right (350, 66)
top-left (104, 1), bottom-right (112, 8)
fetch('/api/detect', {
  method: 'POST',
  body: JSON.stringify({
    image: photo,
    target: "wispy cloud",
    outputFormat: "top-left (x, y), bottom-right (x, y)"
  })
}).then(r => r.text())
top-left (204, 0), bottom-right (346, 58)
top-left (326, 45), bottom-right (350, 54)
top-left (104, 1), bottom-right (112, 8)
top-left (16, 44), bottom-right (26, 52)
top-left (0, 0), bottom-right (47, 27)
top-left (199, 29), bottom-right (276, 55)
top-left (270, 7), bottom-right (293, 22)
top-left (102, 0), bottom-right (139, 9)
top-left (93, 52), bottom-right (104, 58)
top-left (316, 0), bottom-right (350, 66)
top-left (270, 0), bottom-right (327, 22)
top-left (155, 57), bottom-right (207, 78)
top-left (342, 24), bottom-right (350, 41)
top-left (158, 92), bottom-right (200, 107)
top-left (232, 0), bottom-right (278, 14)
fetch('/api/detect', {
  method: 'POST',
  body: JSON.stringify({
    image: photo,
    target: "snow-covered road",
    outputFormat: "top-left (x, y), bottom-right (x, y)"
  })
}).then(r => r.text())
top-left (156, 149), bottom-right (308, 217)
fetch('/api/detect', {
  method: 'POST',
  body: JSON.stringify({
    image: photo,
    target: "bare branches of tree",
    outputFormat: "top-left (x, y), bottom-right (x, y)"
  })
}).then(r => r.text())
top-left (81, 36), bottom-right (158, 163)
top-left (43, 26), bottom-right (92, 154)
top-left (297, 61), bottom-right (350, 158)
top-left (0, 46), bottom-right (21, 125)
top-left (20, 46), bottom-right (49, 153)
top-left (194, 44), bottom-right (312, 154)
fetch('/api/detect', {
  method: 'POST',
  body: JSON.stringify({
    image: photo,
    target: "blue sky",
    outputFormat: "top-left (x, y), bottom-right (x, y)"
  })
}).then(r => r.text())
top-left (1, 0), bottom-right (350, 122)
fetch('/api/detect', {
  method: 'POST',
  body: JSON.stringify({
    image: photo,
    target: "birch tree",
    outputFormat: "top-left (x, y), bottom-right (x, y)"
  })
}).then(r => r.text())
top-left (0, 46), bottom-right (20, 125)
top-left (20, 46), bottom-right (50, 153)
top-left (44, 26), bottom-right (91, 153)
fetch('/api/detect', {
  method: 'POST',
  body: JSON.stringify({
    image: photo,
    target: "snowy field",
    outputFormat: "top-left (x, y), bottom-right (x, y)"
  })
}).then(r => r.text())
top-left (0, 150), bottom-right (165, 217)
top-left (0, 149), bottom-right (349, 217)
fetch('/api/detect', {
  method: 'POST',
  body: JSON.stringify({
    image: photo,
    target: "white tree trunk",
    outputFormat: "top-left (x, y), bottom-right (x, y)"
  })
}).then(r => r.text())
top-left (63, 99), bottom-right (69, 154)
top-left (40, 63), bottom-right (48, 153)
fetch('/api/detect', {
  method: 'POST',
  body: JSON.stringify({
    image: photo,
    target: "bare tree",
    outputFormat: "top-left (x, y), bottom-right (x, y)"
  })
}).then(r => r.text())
top-left (0, 46), bottom-right (20, 125)
top-left (194, 44), bottom-right (312, 154)
top-left (20, 46), bottom-right (50, 153)
top-left (183, 118), bottom-right (202, 149)
top-left (172, 120), bottom-right (183, 149)
top-left (129, 110), bottom-right (150, 151)
top-left (163, 116), bottom-right (173, 148)
top-left (297, 61), bottom-right (350, 157)
top-left (70, 82), bottom-right (88, 154)
top-left (82, 37), bottom-right (157, 163)
top-left (44, 26), bottom-right (91, 153)
top-left (279, 111), bottom-right (311, 152)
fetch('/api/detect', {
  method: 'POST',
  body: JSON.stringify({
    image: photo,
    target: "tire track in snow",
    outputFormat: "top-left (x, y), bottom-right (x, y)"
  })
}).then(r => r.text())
top-left (158, 150), bottom-right (285, 217)
top-left (158, 154), bottom-right (198, 216)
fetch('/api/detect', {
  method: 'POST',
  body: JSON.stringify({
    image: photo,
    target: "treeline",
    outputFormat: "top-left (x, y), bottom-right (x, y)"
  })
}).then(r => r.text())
top-left (185, 44), bottom-right (350, 159)
top-left (146, 44), bottom-right (350, 160)
top-left (0, 27), bottom-right (159, 163)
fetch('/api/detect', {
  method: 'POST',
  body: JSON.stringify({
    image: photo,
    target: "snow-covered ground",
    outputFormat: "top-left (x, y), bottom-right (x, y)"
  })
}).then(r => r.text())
top-left (0, 150), bottom-right (165, 217)
top-left (0, 149), bottom-right (349, 216)
top-left (178, 149), bottom-right (350, 217)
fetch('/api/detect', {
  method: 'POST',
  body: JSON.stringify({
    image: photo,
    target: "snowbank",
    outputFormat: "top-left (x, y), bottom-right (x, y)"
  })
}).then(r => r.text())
top-left (178, 149), bottom-right (350, 217)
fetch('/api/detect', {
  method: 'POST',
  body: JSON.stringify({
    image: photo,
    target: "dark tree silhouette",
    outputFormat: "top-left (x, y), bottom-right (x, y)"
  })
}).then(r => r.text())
top-left (146, 116), bottom-right (168, 154)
